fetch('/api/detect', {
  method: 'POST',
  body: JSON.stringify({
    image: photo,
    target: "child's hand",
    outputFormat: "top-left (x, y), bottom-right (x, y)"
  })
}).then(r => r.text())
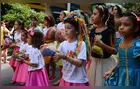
top-left (53, 50), bottom-right (64, 62)
top-left (103, 70), bottom-right (113, 80)
top-left (10, 43), bottom-right (16, 48)
top-left (17, 57), bottom-right (24, 64)
top-left (94, 36), bottom-right (103, 47)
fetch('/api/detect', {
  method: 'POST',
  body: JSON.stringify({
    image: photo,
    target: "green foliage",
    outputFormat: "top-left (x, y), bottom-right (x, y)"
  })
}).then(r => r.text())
top-left (123, 3), bottom-right (140, 14)
top-left (3, 3), bottom-right (45, 28)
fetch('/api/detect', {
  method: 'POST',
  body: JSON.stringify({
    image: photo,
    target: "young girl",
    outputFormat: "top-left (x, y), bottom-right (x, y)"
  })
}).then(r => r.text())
top-left (53, 10), bottom-right (69, 85)
top-left (104, 12), bottom-right (140, 86)
top-left (86, 5), bottom-right (117, 86)
top-left (53, 12), bottom-right (90, 86)
top-left (9, 20), bottom-right (24, 72)
top-left (43, 15), bottom-right (56, 80)
top-left (21, 31), bottom-right (50, 86)
top-left (11, 30), bottom-right (29, 85)
top-left (28, 16), bottom-right (43, 33)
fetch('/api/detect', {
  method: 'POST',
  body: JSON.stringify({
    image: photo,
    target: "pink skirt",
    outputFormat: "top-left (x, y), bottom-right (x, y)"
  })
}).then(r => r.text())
top-left (9, 47), bottom-right (20, 67)
top-left (25, 68), bottom-right (50, 86)
top-left (12, 59), bottom-right (28, 83)
top-left (59, 78), bottom-right (90, 86)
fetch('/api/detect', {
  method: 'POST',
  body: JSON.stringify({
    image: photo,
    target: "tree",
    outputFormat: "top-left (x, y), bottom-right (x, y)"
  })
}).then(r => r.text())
top-left (123, 3), bottom-right (140, 14)
top-left (2, 3), bottom-right (45, 28)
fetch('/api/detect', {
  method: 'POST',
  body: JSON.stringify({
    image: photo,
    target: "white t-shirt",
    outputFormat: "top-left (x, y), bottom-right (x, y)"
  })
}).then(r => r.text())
top-left (27, 47), bottom-right (45, 71)
top-left (14, 31), bottom-right (23, 47)
top-left (19, 43), bottom-right (30, 54)
top-left (58, 40), bottom-right (88, 83)
top-left (57, 22), bottom-right (65, 31)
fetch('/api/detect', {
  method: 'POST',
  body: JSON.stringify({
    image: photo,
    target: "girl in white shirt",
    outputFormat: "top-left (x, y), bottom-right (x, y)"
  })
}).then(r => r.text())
top-left (9, 20), bottom-right (24, 72)
top-left (11, 30), bottom-right (29, 85)
top-left (21, 31), bottom-right (50, 86)
top-left (43, 15), bottom-right (56, 80)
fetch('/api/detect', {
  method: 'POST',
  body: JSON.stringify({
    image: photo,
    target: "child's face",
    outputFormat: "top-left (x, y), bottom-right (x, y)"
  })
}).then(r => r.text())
top-left (65, 23), bottom-right (77, 39)
top-left (14, 22), bottom-right (19, 30)
top-left (21, 32), bottom-right (27, 42)
top-left (118, 17), bottom-right (134, 37)
top-left (44, 19), bottom-right (48, 26)
top-left (59, 12), bottom-right (65, 22)
top-left (27, 34), bottom-right (32, 45)
top-left (91, 9), bottom-right (102, 25)
top-left (32, 18), bottom-right (37, 26)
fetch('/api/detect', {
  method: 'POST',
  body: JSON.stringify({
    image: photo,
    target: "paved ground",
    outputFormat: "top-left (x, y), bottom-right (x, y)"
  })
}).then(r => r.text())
top-left (1, 56), bottom-right (61, 86)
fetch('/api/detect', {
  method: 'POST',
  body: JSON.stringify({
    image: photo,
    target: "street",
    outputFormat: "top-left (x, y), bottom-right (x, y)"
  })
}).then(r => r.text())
top-left (1, 56), bottom-right (61, 86)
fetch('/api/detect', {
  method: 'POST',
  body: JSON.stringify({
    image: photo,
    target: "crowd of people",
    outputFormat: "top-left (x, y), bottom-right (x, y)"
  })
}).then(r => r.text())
top-left (1, 4), bottom-right (140, 86)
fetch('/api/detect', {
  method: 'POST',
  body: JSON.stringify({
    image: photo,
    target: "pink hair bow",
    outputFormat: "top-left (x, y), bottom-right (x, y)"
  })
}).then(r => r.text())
top-left (28, 29), bottom-right (34, 36)
top-left (131, 12), bottom-right (140, 21)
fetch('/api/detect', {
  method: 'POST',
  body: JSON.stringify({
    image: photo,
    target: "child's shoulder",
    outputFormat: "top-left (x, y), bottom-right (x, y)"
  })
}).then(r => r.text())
top-left (133, 39), bottom-right (140, 58)
top-left (134, 39), bottom-right (140, 46)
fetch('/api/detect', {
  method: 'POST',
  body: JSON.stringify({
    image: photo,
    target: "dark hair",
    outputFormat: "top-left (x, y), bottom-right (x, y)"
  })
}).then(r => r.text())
top-left (80, 10), bottom-right (90, 28)
top-left (22, 29), bottom-right (28, 38)
top-left (15, 20), bottom-right (25, 31)
top-left (64, 18), bottom-right (79, 33)
top-left (32, 16), bottom-right (38, 22)
top-left (114, 5), bottom-right (123, 17)
top-left (44, 15), bottom-right (55, 27)
top-left (95, 5), bottom-right (115, 31)
top-left (29, 31), bottom-right (44, 49)
top-left (123, 12), bottom-right (140, 38)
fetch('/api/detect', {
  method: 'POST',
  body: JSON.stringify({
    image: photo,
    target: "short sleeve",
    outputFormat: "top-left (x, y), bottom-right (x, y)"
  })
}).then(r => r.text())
top-left (19, 45), bottom-right (23, 52)
top-left (133, 39), bottom-right (140, 58)
top-left (77, 41), bottom-right (87, 60)
top-left (26, 46), bottom-right (32, 55)
top-left (30, 49), bottom-right (40, 64)
top-left (115, 37), bottom-right (123, 52)
top-left (3, 27), bottom-right (9, 33)
top-left (58, 42), bottom-right (63, 52)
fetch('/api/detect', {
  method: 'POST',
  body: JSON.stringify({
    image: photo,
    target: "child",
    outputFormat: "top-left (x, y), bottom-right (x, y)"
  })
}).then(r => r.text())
top-left (104, 12), bottom-right (140, 86)
top-left (28, 16), bottom-right (43, 33)
top-left (86, 5), bottom-right (117, 86)
top-left (53, 11), bottom-right (90, 86)
top-left (21, 31), bottom-right (51, 86)
top-left (9, 20), bottom-right (24, 72)
top-left (53, 10), bottom-right (69, 85)
top-left (11, 30), bottom-right (29, 85)
top-left (43, 15), bottom-right (56, 80)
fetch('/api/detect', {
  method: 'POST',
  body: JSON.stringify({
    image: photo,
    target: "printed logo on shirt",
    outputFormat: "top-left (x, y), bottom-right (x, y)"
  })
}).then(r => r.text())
top-left (22, 50), bottom-right (26, 53)
top-left (16, 39), bottom-right (20, 43)
top-left (67, 50), bottom-right (75, 58)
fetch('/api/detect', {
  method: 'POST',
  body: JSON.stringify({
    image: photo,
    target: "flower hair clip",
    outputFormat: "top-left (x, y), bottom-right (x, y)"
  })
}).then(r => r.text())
top-left (28, 30), bottom-right (34, 36)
